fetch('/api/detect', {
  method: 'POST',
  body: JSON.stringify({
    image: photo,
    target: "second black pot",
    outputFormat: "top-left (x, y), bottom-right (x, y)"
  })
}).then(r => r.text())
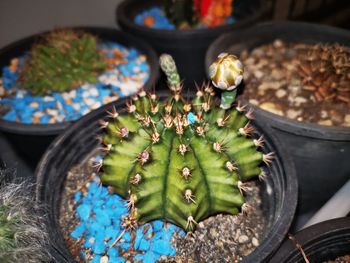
top-left (271, 217), bottom-right (350, 263)
top-left (36, 92), bottom-right (297, 262)
top-left (116, 0), bottom-right (271, 89)
top-left (206, 21), bottom-right (350, 217)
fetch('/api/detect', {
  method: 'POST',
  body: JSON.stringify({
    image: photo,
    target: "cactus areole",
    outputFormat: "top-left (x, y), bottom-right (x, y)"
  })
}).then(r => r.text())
top-left (99, 53), bottom-right (272, 231)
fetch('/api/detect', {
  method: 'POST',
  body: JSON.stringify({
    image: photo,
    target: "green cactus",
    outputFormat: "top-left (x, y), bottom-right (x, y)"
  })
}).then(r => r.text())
top-left (164, 0), bottom-right (196, 28)
top-left (18, 29), bottom-right (107, 96)
top-left (99, 54), bottom-right (272, 231)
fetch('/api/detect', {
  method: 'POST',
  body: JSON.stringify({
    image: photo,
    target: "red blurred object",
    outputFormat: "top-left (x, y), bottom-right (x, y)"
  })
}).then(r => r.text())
top-left (194, 0), bottom-right (212, 17)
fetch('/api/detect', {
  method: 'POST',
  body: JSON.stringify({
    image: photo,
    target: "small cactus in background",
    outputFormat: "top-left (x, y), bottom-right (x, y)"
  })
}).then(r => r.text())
top-left (0, 167), bottom-right (51, 263)
top-left (99, 53), bottom-right (272, 231)
top-left (18, 29), bottom-right (107, 95)
top-left (164, 0), bottom-right (196, 28)
top-left (164, 0), bottom-right (234, 28)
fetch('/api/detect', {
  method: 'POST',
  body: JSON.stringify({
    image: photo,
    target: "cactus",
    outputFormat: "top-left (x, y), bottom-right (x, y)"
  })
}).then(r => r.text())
top-left (164, 0), bottom-right (196, 28)
top-left (18, 29), bottom-right (107, 96)
top-left (0, 167), bottom-right (51, 263)
top-left (164, 0), bottom-right (234, 28)
top-left (99, 53), bottom-right (272, 231)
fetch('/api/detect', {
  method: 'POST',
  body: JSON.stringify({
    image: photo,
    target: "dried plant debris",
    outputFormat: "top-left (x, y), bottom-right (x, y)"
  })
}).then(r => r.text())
top-left (0, 172), bottom-right (52, 263)
top-left (240, 40), bottom-right (350, 127)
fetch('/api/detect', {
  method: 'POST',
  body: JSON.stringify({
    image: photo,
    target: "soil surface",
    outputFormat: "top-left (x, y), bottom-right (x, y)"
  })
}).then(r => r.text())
top-left (158, 181), bottom-right (266, 263)
top-left (324, 255), bottom-right (350, 263)
top-left (60, 155), bottom-right (268, 263)
top-left (240, 40), bottom-right (350, 127)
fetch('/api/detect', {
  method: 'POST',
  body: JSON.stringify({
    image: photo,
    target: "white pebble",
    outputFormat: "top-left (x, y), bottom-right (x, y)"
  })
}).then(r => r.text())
top-left (69, 89), bottom-right (77, 98)
top-left (85, 98), bottom-right (95, 106)
top-left (344, 114), bottom-right (350, 124)
top-left (43, 96), bottom-right (55, 102)
top-left (72, 103), bottom-right (81, 111)
top-left (46, 109), bottom-right (59, 116)
top-left (30, 102), bottom-right (39, 108)
top-left (90, 88), bottom-right (99, 97)
top-left (82, 91), bottom-right (90, 98)
top-left (252, 237), bottom-right (259, 247)
top-left (56, 101), bottom-right (63, 111)
top-left (286, 109), bottom-right (302, 119)
top-left (16, 90), bottom-right (25, 99)
top-left (238, 235), bottom-right (249, 244)
top-left (275, 89), bottom-right (287, 98)
top-left (56, 115), bottom-right (65, 122)
top-left (249, 99), bottom-right (259, 106)
top-left (91, 102), bottom-right (102, 109)
top-left (100, 255), bottom-right (109, 263)
top-left (61, 93), bottom-right (70, 100)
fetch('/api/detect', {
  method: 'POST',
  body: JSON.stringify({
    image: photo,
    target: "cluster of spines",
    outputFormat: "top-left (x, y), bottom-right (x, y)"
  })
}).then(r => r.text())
top-left (96, 83), bottom-right (273, 232)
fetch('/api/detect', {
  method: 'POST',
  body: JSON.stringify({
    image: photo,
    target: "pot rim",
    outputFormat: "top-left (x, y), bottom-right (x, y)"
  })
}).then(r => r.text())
top-left (35, 91), bottom-right (298, 263)
top-left (0, 26), bottom-right (159, 136)
top-left (270, 217), bottom-right (350, 263)
top-left (205, 21), bottom-right (350, 140)
top-left (116, 0), bottom-right (272, 39)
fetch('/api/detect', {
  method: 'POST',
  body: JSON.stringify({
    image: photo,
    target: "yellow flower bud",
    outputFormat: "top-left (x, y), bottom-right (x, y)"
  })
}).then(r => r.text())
top-left (209, 53), bottom-right (244, 91)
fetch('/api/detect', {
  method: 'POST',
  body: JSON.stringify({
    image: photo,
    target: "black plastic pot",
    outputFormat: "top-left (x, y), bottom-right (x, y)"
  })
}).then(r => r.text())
top-left (36, 92), bottom-right (298, 262)
top-left (271, 217), bottom-right (350, 263)
top-left (206, 21), bottom-right (350, 217)
top-left (0, 27), bottom-right (159, 170)
top-left (116, 0), bottom-right (271, 89)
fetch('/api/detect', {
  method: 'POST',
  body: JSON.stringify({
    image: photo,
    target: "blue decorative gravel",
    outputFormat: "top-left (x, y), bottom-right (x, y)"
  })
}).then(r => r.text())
top-left (134, 6), bottom-right (235, 29)
top-left (71, 175), bottom-right (186, 262)
top-left (135, 7), bottom-right (175, 30)
top-left (0, 42), bottom-right (150, 124)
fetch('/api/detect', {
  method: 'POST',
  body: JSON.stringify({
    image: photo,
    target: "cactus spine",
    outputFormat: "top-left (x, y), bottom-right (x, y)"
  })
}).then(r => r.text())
top-left (99, 54), bottom-right (272, 231)
top-left (19, 29), bottom-right (107, 96)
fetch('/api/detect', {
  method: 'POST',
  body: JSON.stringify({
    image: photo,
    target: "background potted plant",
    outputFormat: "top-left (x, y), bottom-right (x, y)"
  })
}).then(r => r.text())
top-left (116, 0), bottom-right (271, 88)
top-left (206, 21), bottom-right (350, 221)
top-left (0, 27), bottom-right (159, 169)
top-left (271, 217), bottom-right (350, 263)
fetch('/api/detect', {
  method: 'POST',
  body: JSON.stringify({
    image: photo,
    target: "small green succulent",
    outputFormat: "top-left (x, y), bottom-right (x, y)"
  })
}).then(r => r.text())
top-left (19, 29), bottom-right (107, 95)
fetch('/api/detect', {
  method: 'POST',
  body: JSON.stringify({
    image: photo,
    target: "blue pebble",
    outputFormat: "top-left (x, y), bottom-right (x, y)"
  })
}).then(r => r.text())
top-left (95, 209), bottom-right (112, 226)
top-left (105, 226), bottom-right (118, 239)
top-left (134, 228), bottom-right (144, 249)
top-left (122, 231), bottom-right (131, 243)
top-left (143, 251), bottom-right (157, 263)
top-left (110, 257), bottom-right (125, 263)
top-left (90, 255), bottom-right (101, 263)
top-left (108, 247), bottom-right (119, 257)
top-left (153, 220), bottom-right (163, 232)
top-left (74, 191), bottom-right (82, 203)
top-left (77, 204), bottom-right (92, 221)
top-left (134, 254), bottom-right (143, 261)
top-left (139, 238), bottom-right (150, 251)
top-left (83, 236), bottom-right (94, 249)
top-left (187, 112), bottom-right (196, 124)
top-left (152, 240), bottom-right (172, 255)
top-left (71, 223), bottom-right (86, 239)
top-left (120, 241), bottom-right (130, 250)
top-left (3, 109), bottom-right (16, 121)
top-left (92, 240), bottom-right (106, 255)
